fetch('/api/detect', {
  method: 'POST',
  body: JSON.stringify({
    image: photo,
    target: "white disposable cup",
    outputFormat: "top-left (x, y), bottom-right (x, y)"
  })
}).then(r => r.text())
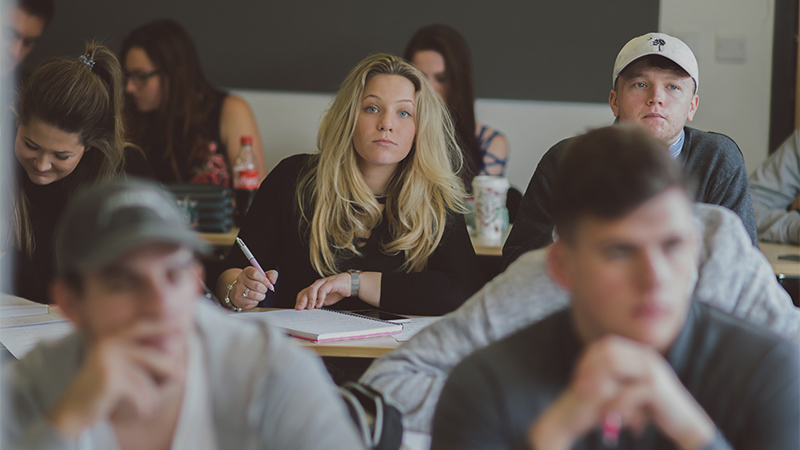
top-left (472, 176), bottom-right (509, 243)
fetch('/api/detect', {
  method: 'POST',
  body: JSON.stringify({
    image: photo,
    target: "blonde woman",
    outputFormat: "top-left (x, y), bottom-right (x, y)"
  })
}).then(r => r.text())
top-left (217, 54), bottom-right (482, 315)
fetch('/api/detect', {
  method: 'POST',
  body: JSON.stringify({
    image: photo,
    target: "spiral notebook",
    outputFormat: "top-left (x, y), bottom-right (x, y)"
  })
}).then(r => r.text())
top-left (248, 309), bottom-right (403, 342)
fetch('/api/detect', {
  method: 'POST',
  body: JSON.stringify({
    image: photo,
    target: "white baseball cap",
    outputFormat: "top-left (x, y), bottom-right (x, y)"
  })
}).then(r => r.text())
top-left (612, 32), bottom-right (699, 94)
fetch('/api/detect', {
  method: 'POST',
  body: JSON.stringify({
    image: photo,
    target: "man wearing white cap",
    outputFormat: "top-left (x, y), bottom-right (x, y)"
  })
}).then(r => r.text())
top-left (504, 32), bottom-right (757, 266)
top-left (1, 179), bottom-right (365, 449)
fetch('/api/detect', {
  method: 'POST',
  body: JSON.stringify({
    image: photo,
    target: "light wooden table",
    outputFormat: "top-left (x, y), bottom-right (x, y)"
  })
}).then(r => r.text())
top-left (759, 242), bottom-right (800, 278)
top-left (470, 235), bottom-right (503, 256)
top-left (469, 226), bottom-right (510, 257)
top-left (198, 228), bottom-right (239, 247)
top-left (299, 334), bottom-right (401, 358)
top-left (238, 308), bottom-right (403, 358)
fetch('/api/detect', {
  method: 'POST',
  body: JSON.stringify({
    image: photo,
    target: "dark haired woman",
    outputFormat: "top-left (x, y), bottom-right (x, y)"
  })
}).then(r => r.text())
top-left (5, 43), bottom-right (154, 303)
top-left (405, 24), bottom-right (509, 188)
top-left (120, 19), bottom-right (267, 186)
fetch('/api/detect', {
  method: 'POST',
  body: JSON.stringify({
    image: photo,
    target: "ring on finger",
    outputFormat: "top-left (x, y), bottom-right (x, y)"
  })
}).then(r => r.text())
top-left (243, 288), bottom-right (250, 298)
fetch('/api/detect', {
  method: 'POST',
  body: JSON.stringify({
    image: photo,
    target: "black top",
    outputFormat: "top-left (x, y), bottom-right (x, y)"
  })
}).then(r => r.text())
top-left (7, 148), bottom-right (155, 304)
top-left (132, 89), bottom-right (230, 185)
top-left (432, 301), bottom-right (799, 450)
top-left (503, 126), bottom-right (758, 267)
top-left (223, 154), bottom-right (484, 315)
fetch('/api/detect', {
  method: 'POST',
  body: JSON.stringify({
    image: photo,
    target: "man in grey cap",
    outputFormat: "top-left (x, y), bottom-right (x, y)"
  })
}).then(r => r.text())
top-left (1, 179), bottom-right (364, 449)
top-left (503, 32), bottom-right (757, 266)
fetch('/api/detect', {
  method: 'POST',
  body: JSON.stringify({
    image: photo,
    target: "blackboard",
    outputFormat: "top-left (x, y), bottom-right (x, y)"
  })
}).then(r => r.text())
top-left (25, 0), bottom-right (658, 104)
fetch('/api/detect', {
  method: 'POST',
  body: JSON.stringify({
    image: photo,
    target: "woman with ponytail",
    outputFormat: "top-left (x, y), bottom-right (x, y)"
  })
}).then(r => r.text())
top-left (5, 43), bottom-right (154, 303)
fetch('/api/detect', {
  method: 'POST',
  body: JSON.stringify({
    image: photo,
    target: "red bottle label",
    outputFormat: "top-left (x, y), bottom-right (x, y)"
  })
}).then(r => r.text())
top-left (237, 169), bottom-right (259, 190)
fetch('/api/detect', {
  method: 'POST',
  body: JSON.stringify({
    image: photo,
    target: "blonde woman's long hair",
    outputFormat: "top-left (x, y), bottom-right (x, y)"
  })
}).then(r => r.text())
top-left (10, 43), bottom-right (128, 258)
top-left (298, 53), bottom-right (466, 277)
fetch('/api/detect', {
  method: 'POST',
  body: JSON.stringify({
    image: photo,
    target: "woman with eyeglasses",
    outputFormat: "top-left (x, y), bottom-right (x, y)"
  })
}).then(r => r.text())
top-left (5, 43), bottom-right (154, 304)
top-left (120, 19), bottom-right (267, 186)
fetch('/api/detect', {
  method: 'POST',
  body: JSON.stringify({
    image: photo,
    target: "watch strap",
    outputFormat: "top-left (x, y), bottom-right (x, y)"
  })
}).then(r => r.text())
top-left (347, 270), bottom-right (361, 298)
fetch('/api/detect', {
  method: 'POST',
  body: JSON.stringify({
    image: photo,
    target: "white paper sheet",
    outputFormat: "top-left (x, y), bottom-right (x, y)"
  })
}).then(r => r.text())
top-left (237, 309), bottom-right (403, 341)
top-left (393, 317), bottom-right (442, 342)
top-left (1, 311), bottom-right (67, 328)
top-left (0, 294), bottom-right (49, 318)
top-left (0, 321), bottom-right (73, 359)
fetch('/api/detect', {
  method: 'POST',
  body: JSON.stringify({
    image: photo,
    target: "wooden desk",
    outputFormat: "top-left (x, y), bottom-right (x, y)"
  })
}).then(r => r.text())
top-left (470, 227), bottom-right (510, 256)
top-left (300, 335), bottom-right (400, 358)
top-left (198, 228), bottom-right (239, 247)
top-left (471, 237), bottom-right (503, 256)
top-left (242, 308), bottom-right (403, 358)
top-left (759, 242), bottom-right (800, 278)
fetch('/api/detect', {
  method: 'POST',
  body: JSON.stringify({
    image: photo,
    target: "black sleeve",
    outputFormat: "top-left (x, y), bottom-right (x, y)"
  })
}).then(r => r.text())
top-left (730, 341), bottom-right (800, 449)
top-left (3, 248), bottom-right (50, 304)
top-left (380, 212), bottom-right (484, 316)
top-left (122, 146), bottom-right (157, 180)
top-left (431, 355), bottom-right (514, 450)
top-left (502, 140), bottom-right (566, 268)
top-left (222, 156), bottom-right (304, 276)
top-left (222, 155), bottom-right (313, 307)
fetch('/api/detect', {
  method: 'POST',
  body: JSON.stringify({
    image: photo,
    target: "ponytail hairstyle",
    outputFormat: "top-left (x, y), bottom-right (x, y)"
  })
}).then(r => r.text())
top-left (404, 24), bottom-right (480, 189)
top-left (298, 53), bottom-right (466, 276)
top-left (120, 19), bottom-right (220, 179)
top-left (11, 42), bottom-right (127, 258)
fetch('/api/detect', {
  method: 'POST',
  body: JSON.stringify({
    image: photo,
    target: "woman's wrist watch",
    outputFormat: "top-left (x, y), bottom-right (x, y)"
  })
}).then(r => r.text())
top-left (224, 279), bottom-right (242, 312)
top-left (347, 269), bottom-right (362, 298)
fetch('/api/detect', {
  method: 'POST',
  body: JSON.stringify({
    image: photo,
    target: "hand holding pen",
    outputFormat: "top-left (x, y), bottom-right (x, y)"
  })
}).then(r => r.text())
top-left (236, 237), bottom-right (275, 292)
top-left (227, 238), bottom-right (277, 310)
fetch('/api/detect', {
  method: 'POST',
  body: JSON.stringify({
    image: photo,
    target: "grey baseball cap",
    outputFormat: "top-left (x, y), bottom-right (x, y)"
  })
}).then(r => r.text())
top-left (55, 178), bottom-right (210, 275)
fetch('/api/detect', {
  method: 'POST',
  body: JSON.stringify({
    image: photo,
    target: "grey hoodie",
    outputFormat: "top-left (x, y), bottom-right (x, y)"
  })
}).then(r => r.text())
top-left (361, 203), bottom-right (800, 433)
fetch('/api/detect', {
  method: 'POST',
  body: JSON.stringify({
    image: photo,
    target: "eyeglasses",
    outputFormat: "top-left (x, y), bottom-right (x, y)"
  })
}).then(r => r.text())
top-left (125, 70), bottom-right (159, 87)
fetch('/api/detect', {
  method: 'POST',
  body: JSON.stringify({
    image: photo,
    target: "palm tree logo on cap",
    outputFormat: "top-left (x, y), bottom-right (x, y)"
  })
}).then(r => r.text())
top-left (649, 38), bottom-right (666, 52)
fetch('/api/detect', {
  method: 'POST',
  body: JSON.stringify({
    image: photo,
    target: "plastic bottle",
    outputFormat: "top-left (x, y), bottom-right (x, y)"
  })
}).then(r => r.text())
top-left (233, 136), bottom-right (259, 227)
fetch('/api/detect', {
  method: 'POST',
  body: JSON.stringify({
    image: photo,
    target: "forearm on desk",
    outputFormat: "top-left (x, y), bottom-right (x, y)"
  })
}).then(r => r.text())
top-left (748, 132), bottom-right (800, 244)
top-left (752, 203), bottom-right (800, 244)
top-left (354, 272), bottom-right (381, 307)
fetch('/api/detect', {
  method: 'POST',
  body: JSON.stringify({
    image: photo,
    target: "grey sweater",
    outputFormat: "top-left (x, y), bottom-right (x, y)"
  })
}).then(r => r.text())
top-left (749, 130), bottom-right (800, 244)
top-left (503, 126), bottom-right (758, 266)
top-left (432, 303), bottom-right (799, 449)
top-left (361, 204), bottom-right (800, 433)
top-left (2, 301), bottom-right (366, 450)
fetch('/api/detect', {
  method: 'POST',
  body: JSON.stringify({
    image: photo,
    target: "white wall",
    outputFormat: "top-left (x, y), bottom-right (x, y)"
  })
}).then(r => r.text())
top-left (235, 0), bottom-right (777, 187)
top-left (473, 100), bottom-right (610, 190)
top-left (660, 0), bottom-right (775, 172)
top-left (233, 89), bottom-right (332, 169)
top-left (235, 88), bottom-right (611, 191)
